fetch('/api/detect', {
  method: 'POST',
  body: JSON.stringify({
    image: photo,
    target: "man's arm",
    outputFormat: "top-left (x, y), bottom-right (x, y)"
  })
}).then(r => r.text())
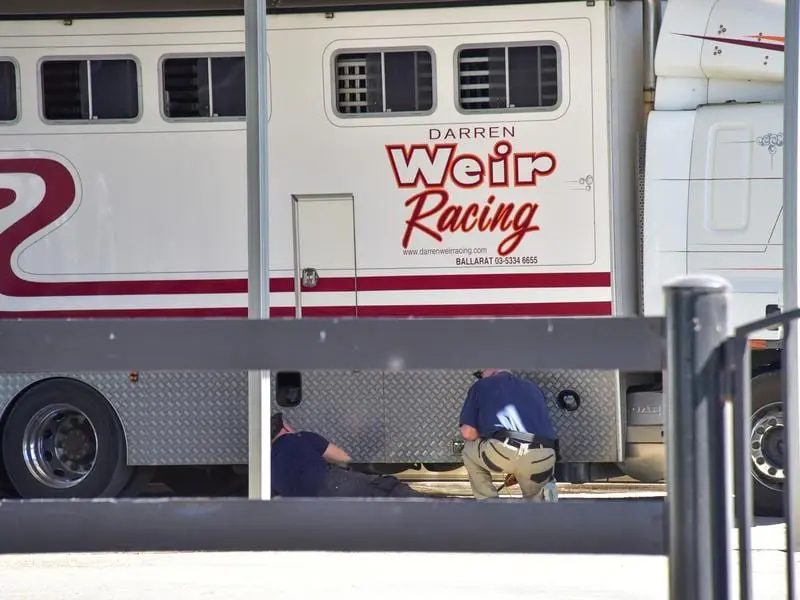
top-left (322, 443), bottom-right (352, 466)
top-left (458, 385), bottom-right (481, 441)
top-left (300, 431), bottom-right (352, 466)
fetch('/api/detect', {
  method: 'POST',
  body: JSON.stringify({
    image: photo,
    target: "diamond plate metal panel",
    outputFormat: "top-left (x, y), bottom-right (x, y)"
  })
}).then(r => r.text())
top-left (528, 369), bottom-right (622, 462)
top-left (0, 371), bottom-right (250, 465)
top-left (383, 370), bottom-right (472, 462)
top-left (0, 368), bottom-right (622, 467)
top-left (381, 369), bottom-right (622, 463)
top-left (269, 370), bottom-right (384, 462)
top-left (109, 371), bottom-right (249, 465)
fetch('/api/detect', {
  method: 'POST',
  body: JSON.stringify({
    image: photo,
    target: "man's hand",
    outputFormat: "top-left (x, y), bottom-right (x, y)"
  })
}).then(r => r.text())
top-left (323, 443), bottom-right (352, 466)
top-left (459, 424), bottom-right (480, 441)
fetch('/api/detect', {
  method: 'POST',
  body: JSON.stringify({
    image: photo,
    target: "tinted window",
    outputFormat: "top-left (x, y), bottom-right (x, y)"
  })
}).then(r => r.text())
top-left (162, 55), bottom-right (246, 119)
top-left (41, 58), bottom-right (139, 121)
top-left (0, 61), bottom-right (18, 122)
top-left (457, 44), bottom-right (559, 111)
top-left (334, 50), bottom-right (434, 115)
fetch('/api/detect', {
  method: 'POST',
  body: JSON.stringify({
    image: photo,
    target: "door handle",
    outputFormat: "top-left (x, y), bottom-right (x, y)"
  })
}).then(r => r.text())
top-left (301, 267), bottom-right (319, 288)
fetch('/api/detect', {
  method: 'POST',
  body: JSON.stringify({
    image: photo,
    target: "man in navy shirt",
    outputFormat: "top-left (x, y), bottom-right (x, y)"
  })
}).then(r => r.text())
top-left (458, 369), bottom-right (558, 500)
top-left (270, 412), bottom-right (425, 498)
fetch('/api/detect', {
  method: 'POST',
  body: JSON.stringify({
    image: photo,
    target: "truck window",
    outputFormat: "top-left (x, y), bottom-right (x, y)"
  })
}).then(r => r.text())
top-left (0, 60), bottom-right (17, 123)
top-left (333, 49), bottom-right (434, 116)
top-left (161, 55), bottom-right (246, 120)
top-left (457, 43), bottom-right (559, 112)
top-left (40, 58), bottom-right (140, 122)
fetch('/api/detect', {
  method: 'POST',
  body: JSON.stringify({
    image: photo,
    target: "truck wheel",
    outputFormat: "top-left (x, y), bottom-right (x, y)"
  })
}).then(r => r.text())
top-left (1, 378), bottom-right (132, 499)
top-left (750, 371), bottom-right (784, 517)
top-left (119, 466), bottom-right (155, 497)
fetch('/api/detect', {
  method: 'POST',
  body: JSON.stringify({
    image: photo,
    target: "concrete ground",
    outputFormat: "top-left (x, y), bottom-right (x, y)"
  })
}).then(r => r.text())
top-left (0, 489), bottom-right (794, 600)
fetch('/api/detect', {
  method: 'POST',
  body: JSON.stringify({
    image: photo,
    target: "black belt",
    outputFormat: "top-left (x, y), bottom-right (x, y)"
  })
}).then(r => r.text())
top-left (490, 429), bottom-right (557, 450)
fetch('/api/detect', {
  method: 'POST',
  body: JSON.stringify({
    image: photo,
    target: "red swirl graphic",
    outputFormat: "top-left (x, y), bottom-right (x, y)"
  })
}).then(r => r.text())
top-left (0, 157), bottom-right (245, 297)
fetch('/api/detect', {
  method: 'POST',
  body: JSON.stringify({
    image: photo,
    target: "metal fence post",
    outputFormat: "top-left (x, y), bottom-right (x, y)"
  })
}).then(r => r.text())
top-left (664, 274), bottom-right (734, 600)
top-left (785, 0), bottom-right (800, 590)
top-left (244, 0), bottom-right (271, 500)
top-left (731, 334), bottom-right (753, 600)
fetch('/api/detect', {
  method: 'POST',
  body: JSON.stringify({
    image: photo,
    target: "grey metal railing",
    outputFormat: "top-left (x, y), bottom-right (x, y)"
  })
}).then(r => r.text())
top-left (664, 277), bottom-right (735, 600)
top-left (663, 275), bottom-right (800, 600)
top-left (0, 274), bottom-right (792, 600)
top-left (0, 313), bottom-right (669, 555)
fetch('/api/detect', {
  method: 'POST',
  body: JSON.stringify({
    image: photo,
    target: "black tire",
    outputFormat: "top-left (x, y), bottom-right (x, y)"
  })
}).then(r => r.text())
top-left (119, 466), bottom-right (156, 498)
top-left (750, 371), bottom-right (784, 517)
top-left (1, 378), bottom-right (133, 499)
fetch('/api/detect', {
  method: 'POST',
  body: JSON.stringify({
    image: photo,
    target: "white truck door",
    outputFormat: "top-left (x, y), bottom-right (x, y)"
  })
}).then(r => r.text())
top-left (686, 102), bottom-right (783, 329)
top-left (687, 103), bottom-right (782, 251)
top-left (291, 194), bottom-right (358, 317)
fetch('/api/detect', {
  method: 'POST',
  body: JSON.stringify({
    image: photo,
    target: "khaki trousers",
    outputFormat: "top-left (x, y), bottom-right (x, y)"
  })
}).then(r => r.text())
top-left (462, 438), bottom-right (556, 500)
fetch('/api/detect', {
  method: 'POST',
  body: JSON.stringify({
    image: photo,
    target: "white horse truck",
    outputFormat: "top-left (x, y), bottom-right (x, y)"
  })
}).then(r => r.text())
top-left (0, 0), bottom-right (786, 515)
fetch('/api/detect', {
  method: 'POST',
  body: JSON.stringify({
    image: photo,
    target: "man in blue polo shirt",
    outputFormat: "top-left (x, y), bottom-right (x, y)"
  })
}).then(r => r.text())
top-left (270, 412), bottom-right (426, 498)
top-left (458, 369), bottom-right (558, 500)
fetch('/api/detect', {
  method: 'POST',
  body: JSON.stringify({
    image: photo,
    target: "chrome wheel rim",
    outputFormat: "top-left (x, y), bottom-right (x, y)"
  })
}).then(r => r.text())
top-left (21, 403), bottom-right (98, 489)
top-left (751, 401), bottom-right (784, 491)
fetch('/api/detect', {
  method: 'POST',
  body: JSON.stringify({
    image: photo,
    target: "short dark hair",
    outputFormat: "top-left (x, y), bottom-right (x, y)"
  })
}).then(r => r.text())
top-left (271, 412), bottom-right (285, 440)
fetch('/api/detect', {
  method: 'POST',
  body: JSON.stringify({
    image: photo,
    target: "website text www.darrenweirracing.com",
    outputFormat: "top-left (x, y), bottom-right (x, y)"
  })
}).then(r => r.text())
top-left (402, 246), bottom-right (540, 267)
top-left (402, 246), bottom-right (494, 267)
top-left (402, 246), bottom-right (489, 257)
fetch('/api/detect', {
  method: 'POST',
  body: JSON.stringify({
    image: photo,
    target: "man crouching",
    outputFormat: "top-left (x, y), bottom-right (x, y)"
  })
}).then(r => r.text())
top-left (270, 412), bottom-right (427, 498)
top-left (458, 369), bottom-right (558, 501)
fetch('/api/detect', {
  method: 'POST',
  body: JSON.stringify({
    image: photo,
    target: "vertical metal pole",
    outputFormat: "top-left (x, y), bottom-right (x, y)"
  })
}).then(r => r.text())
top-left (786, 0), bottom-right (800, 590)
top-left (245, 0), bottom-right (271, 500)
top-left (664, 275), bottom-right (734, 600)
top-left (732, 335), bottom-right (753, 600)
top-left (786, 319), bottom-right (800, 597)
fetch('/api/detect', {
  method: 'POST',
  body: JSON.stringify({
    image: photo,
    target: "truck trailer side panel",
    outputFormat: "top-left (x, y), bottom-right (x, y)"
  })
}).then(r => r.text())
top-left (0, 2), bottom-right (640, 475)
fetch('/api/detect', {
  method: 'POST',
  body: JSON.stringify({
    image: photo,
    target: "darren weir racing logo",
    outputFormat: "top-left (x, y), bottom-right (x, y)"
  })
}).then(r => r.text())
top-left (385, 137), bottom-right (557, 258)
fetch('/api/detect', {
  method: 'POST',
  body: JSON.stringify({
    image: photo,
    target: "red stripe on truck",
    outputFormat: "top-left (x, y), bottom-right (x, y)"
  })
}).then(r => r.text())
top-left (269, 301), bottom-right (613, 318)
top-left (268, 271), bottom-right (611, 293)
top-left (0, 300), bottom-right (612, 320)
top-left (0, 267), bottom-right (610, 298)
